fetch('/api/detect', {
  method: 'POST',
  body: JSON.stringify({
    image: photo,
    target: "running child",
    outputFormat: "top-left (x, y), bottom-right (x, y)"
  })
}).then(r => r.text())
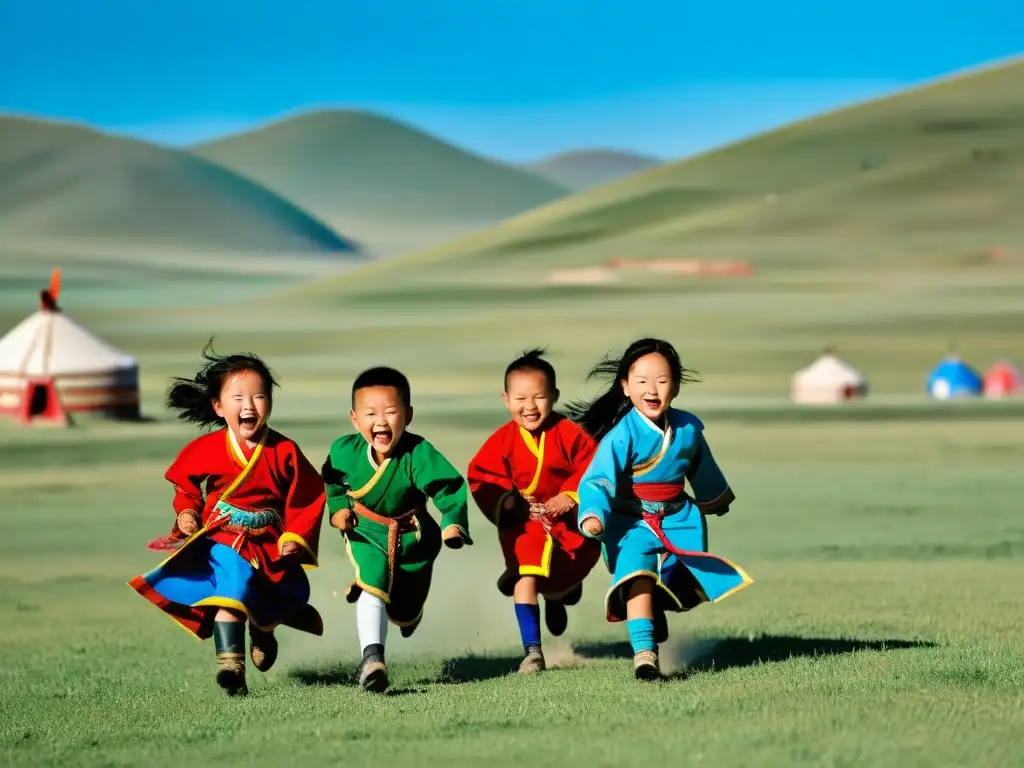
top-left (566, 337), bottom-right (753, 680)
top-left (467, 349), bottom-right (601, 673)
top-left (129, 343), bottom-right (326, 697)
top-left (322, 366), bottom-right (472, 693)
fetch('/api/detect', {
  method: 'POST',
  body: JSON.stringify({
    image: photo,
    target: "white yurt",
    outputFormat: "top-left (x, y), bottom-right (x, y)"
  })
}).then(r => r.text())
top-left (791, 350), bottom-right (868, 404)
top-left (0, 271), bottom-right (140, 425)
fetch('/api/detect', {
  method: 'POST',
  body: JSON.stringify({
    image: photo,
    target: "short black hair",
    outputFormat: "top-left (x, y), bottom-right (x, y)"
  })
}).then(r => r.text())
top-left (351, 366), bottom-right (411, 408)
top-left (504, 348), bottom-right (557, 392)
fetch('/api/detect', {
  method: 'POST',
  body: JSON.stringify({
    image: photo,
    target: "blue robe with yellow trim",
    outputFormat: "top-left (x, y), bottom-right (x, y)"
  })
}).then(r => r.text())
top-left (129, 427), bottom-right (326, 638)
top-left (576, 407), bottom-right (752, 622)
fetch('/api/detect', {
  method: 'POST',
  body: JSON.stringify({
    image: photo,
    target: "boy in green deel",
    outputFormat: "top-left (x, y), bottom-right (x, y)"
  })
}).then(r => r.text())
top-left (322, 366), bottom-right (472, 693)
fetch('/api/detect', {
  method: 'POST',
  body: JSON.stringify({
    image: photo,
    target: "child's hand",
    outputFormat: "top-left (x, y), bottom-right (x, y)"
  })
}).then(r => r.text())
top-left (279, 541), bottom-right (300, 557)
top-left (176, 511), bottom-right (200, 535)
top-left (330, 508), bottom-right (355, 532)
top-left (541, 493), bottom-right (576, 518)
top-left (442, 525), bottom-right (466, 549)
top-left (581, 516), bottom-right (604, 537)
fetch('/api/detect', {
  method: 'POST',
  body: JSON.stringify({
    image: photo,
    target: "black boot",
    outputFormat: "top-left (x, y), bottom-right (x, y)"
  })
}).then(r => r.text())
top-left (213, 621), bottom-right (248, 697)
top-left (544, 598), bottom-right (568, 637)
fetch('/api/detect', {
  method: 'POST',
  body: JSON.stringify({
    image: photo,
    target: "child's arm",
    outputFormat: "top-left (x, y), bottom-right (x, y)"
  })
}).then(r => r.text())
top-left (466, 429), bottom-right (516, 527)
top-left (277, 443), bottom-right (326, 566)
top-left (146, 441), bottom-right (207, 550)
top-left (164, 441), bottom-right (207, 535)
top-left (685, 426), bottom-right (735, 517)
top-left (321, 446), bottom-right (355, 531)
top-left (411, 439), bottom-right (474, 547)
top-left (559, 422), bottom-right (599, 507)
top-left (576, 427), bottom-right (631, 537)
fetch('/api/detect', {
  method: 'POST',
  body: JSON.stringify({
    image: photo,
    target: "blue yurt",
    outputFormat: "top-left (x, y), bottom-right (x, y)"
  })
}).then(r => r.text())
top-left (926, 355), bottom-right (983, 399)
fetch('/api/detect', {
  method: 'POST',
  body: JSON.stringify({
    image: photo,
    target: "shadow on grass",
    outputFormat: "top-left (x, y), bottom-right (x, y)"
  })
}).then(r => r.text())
top-left (287, 655), bottom-right (526, 690)
top-left (287, 666), bottom-right (425, 696)
top-left (424, 654), bottom-right (523, 685)
top-left (573, 633), bottom-right (937, 677)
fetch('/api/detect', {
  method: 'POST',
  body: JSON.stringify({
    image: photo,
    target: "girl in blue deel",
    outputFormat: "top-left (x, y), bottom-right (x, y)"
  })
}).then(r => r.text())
top-left (566, 338), bottom-right (753, 680)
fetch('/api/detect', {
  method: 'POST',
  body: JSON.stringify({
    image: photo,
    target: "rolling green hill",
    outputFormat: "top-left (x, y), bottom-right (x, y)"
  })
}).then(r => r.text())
top-left (526, 148), bottom-right (663, 190)
top-left (258, 57), bottom-right (1024, 403)
top-left (305, 57), bottom-right (1023, 287)
top-left (192, 110), bottom-right (570, 253)
top-left (0, 116), bottom-right (359, 256)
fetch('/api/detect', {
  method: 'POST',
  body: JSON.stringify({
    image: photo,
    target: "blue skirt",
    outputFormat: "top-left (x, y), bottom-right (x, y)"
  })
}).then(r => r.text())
top-left (134, 538), bottom-right (311, 635)
top-left (601, 500), bottom-right (752, 622)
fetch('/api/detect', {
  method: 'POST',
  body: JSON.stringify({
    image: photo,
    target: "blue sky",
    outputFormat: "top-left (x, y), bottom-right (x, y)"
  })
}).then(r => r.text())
top-left (1, 0), bottom-right (1021, 161)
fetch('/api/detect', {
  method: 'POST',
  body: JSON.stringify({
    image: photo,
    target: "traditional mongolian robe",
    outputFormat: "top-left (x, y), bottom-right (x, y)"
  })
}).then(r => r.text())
top-left (129, 427), bottom-right (326, 638)
top-left (467, 414), bottom-right (601, 596)
top-left (322, 432), bottom-right (471, 628)
top-left (577, 407), bottom-right (752, 622)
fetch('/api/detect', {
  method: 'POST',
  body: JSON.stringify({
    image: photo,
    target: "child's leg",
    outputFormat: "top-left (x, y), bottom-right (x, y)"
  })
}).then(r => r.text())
top-left (513, 576), bottom-right (545, 673)
top-left (625, 577), bottom-right (661, 681)
top-left (213, 608), bottom-right (248, 696)
top-left (625, 577), bottom-right (656, 651)
top-left (355, 591), bottom-right (389, 692)
top-left (249, 622), bottom-right (278, 673)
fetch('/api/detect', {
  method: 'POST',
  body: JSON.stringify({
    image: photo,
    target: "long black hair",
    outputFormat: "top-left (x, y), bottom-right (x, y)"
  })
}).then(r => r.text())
top-left (563, 337), bottom-right (699, 441)
top-left (166, 338), bottom-right (279, 428)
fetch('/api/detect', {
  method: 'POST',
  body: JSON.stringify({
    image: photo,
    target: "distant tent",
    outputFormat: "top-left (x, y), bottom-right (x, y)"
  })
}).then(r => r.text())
top-left (983, 359), bottom-right (1023, 398)
top-left (926, 355), bottom-right (982, 400)
top-left (0, 270), bottom-right (140, 426)
top-left (791, 351), bottom-right (867, 404)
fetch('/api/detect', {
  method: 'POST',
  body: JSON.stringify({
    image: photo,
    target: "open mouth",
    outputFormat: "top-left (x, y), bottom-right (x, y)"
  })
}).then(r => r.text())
top-left (642, 397), bottom-right (662, 410)
top-left (372, 428), bottom-right (393, 448)
top-left (239, 415), bottom-right (260, 429)
top-left (522, 412), bottom-right (541, 425)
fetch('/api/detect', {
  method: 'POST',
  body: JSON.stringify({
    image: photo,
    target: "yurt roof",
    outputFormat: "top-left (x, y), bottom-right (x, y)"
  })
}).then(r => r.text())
top-left (987, 359), bottom-right (1022, 375)
top-left (929, 354), bottom-right (981, 379)
top-left (0, 271), bottom-right (136, 377)
top-left (793, 352), bottom-right (865, 384)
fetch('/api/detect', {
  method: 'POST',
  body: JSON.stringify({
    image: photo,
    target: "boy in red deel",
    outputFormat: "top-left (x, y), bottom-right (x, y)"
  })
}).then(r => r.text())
top-left (467, 349), bottom-right (601, 673)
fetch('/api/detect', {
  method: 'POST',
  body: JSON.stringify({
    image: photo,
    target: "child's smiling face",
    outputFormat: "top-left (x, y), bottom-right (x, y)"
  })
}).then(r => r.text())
top-left (213, 369), bottom-right (271, 444)
top-left (350, 385), bottom-right (412, 460)
top-left (503, 368), bottom-right (556, 433)
top-left (621, 352), bottom-right (677, 423)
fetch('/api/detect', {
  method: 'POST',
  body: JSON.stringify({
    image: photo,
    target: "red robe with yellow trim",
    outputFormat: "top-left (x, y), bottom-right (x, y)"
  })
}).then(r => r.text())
top-left (150, 427), bottom-right (325, 581)
top-left (130, 427), bottom-right (326, 638)
top-left (467, 414), bottom-right (601, 596)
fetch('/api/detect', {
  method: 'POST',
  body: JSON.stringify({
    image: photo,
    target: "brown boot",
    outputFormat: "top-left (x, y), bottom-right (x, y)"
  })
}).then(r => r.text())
top-left (216, 652), bottom-right (248, 696)
top-left (249, 624), bottom-right (278, 672)
top-left (518, 645), bottom-right (546, 674)
top-left (633, 649), bottom-right (661, 681)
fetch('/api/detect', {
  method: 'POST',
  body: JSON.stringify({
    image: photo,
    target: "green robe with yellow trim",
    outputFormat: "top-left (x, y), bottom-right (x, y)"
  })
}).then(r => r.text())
top-left (321, 431), bottom-right (472, 626)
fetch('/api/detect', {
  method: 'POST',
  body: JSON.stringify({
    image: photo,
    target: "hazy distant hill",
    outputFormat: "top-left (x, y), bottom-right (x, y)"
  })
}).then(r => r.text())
top-left (527, 149), bottom-right (663, 190)
top-left (0, 117), bottom-right (358, 255)
top-left (309, 57), bottom-right (1024, 289)
top-left (192, 111), bottom-right (570, 248)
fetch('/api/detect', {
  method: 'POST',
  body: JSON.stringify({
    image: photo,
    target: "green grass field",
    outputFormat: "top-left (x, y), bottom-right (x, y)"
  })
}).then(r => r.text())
top-left (3, 57), bottom-right (1024, 766)
top-left (2, 407), bottom-right (1023, 766)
